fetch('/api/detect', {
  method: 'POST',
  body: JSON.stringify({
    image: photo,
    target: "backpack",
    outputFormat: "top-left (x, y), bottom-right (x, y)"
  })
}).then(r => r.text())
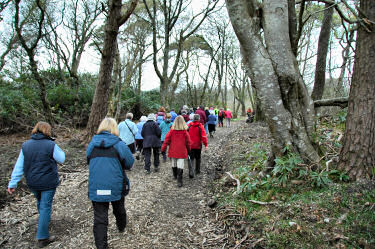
top-left (219, 111), bottom-right (225, 118)
top-left (87, 141), bottom-right (130, 196)
top-left (188, 123), bottom-right (202, 148)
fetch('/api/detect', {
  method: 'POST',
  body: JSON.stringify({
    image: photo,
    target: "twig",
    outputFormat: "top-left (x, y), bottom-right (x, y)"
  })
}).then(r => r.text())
top-left (248, 200), bottom-right (279, 205)
top-left (251, 238), bottom-right (265, 248)
top-left (325, 159), bottom-right (332, 171)
top-left (78, 179), bottom-right (88, 188)
top-left (225, 172), bottom-right (241, 195)
top-left (231, 233), bottom-right (248, 249)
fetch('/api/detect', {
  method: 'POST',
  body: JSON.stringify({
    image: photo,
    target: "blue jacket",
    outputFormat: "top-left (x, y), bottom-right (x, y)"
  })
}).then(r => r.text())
top-left (170, 111), bottom-right (177, 122)
top-left (87, 132), bottom-right (134, 202)
top-left (160, 119), bottom-right (172, 141)
top-left (135, 121), bottom-right (145, 139)
top-left (9, 133), bottom-right (65, 191)
top-left (118, 119), bottom-right (138, 145)
top-left (207, 114), bottom-right (217, 125)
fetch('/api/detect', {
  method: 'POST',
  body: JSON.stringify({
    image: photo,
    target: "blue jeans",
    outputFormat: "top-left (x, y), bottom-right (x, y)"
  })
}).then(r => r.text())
top-left (31, 189), bottom-right (56, 240)
top-left (204, 123), bottom-right (208, 134)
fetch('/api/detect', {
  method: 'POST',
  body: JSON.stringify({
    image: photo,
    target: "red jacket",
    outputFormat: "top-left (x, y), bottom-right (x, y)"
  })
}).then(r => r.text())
top-left (182, 114), bottom-right (190, 122)
top-left (225, 110), bottom-right (232, 119)
top-left (195, 109), bottom-right (207, 124)
top-left (188, 121), bottom-right (208, 149)
top-left (161, 129), bottom-right (191, 159)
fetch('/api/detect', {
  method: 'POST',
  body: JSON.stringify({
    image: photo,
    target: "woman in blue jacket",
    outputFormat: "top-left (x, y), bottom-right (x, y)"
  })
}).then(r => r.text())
top-left (207, 110), bottom-right (217, 138)
top-left (8, 121), bottom-right (65, 248)
top-left (86, 118), bottom-right (134, 249)
top-left (159, 113), bottom-right (172, 162)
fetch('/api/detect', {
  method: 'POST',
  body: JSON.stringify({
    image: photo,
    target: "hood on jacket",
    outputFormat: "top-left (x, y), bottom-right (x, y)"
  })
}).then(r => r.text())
top-left (91, 131), bottom-right (121, 148)
top-left (189, 121), bottom-right (201, 127)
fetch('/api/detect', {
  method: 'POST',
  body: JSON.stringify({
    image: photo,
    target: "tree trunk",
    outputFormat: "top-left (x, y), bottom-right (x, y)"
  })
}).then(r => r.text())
top-left (86, 0), bottom-right (124, 139)
top-left (226, 0), bottom-right (320, 164)
top-left (311, 3), bottom-right (334, 101)
top-left (338, 1), bottom-right (375, 180)
top-left (107, 42), bottom-right (121, 118)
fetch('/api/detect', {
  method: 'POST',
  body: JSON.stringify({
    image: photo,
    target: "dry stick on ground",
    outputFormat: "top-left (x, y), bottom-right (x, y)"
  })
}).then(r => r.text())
top-left (252, 238), bottom-right (265, 248)
top-left (225, 172), bottom-right (241, 195)
top-left (248, 200), bottom-right (279, 205)
top-left (231, 233), bottom-right (248, 249)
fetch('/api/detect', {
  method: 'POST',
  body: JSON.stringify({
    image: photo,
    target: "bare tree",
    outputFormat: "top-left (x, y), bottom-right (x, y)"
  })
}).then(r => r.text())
top-left (142, 0), bottom-right (218, 107)
top-left (44, 0), bottom-right (102, 87)
top-left (86, 0), bottom-right (138, 140)
top-left (14, 0), bottom-right (54, 124)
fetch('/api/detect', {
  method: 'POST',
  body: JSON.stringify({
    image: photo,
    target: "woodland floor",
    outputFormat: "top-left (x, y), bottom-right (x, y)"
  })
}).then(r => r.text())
top-left (0, 119), bottom-right (256, 249)
top-left (1, 119), bottom-right (374, 249)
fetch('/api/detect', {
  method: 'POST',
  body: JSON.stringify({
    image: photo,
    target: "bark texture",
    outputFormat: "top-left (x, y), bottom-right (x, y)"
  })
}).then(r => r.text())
top-left (226, 0), bottom-right (319, 163)
top-left (338, 1), bottom-right (375, 179)
top-left (86, 0), bottom-right (138, 140)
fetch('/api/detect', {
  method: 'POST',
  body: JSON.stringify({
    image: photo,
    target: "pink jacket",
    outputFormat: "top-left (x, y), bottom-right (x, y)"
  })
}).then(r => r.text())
top-left (225, 110), bottom-right (232, 119)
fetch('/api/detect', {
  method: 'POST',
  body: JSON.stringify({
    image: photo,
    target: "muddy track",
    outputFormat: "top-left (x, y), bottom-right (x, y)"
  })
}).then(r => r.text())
top-left (0, 121), bottom-right (244, 249)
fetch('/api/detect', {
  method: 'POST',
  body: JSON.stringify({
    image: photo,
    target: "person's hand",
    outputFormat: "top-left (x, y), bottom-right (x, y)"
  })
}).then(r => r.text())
top-left (7, 188), bottom-right (15, 195)
top-left (204, 146), bottom-right (207, 151)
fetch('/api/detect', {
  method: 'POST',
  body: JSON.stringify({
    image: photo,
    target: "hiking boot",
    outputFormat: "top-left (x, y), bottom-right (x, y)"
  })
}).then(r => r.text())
top-left (145, 169), bottom-right (151, 174)
top-left (172, 167), bottom-right (177, 179)
top-left (154, 167), bottom-right (159, 172)
top-left (177, 169), bottom-right (183, 187)
top-left (37, 236), bottom-right (56, 248)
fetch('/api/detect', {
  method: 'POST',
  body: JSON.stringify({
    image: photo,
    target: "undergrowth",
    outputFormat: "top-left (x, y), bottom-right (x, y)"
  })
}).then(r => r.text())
top-left (217, 112), bottom-right (375, 248)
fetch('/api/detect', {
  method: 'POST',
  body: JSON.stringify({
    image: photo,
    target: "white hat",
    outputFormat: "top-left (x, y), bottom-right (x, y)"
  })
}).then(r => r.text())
top-left (140, 116), bottom-right (147, 122)
top-left (147, 113), bottom-right (156, 121)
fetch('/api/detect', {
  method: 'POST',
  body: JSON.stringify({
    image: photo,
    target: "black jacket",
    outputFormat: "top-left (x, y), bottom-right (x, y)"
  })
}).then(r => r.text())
top-left (141, 120), bottom-right (162, 148)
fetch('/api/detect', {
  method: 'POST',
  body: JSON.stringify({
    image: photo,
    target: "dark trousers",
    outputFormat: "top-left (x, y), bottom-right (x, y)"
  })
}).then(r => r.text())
top-left (218, 118), bottom-right (224, 127)
top-left (190, 148), bottom-right (202, 170)
top-left (92, 197), bottom-right (127, 249)
top-left (135, 139), bottom-right (143, 153)
top-left (143, 147), bottom-right (160, 171)
top-left (127, 143), bottom-right (136, 154)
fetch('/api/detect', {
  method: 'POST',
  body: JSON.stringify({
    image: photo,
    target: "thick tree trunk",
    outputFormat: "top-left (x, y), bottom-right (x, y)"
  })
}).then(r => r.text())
top-left (338, 1), bottom-right (375, 180)
top-left (311, 3), bottom-right (334, 101)
top-left (86, 0), bottom-right (122, 139)
top-left (107, 42), bottom-right (121, 118)
top-left (226, 0), bottom-right (320, 164)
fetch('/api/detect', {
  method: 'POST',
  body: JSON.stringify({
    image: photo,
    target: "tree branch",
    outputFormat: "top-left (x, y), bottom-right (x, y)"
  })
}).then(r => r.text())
top-left (314, 97), bottom-right (348, 108)
top-left (118, 0), bottom-right (139, 26)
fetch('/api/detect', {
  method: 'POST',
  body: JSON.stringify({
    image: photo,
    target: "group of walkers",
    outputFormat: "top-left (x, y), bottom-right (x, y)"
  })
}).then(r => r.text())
top-left (6, 104), bottom-right (233, 249)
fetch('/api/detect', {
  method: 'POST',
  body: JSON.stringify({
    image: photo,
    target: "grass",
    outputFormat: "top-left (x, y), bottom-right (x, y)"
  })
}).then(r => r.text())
top-left (217, 177), bottom-right (375, 248)
top-left (216, 144), bottom-right (375, 248)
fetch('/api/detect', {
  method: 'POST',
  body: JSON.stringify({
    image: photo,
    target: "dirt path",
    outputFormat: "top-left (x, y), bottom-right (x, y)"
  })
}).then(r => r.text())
top-left (0, 121), bottom-right (243, 249)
